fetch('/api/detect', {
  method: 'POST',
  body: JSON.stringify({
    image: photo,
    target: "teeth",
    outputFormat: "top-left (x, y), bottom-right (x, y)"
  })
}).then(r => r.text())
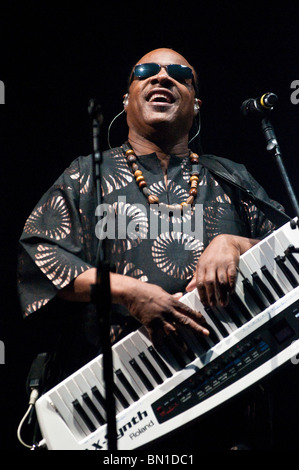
top-left (149, 93), bottom-right (171, 103)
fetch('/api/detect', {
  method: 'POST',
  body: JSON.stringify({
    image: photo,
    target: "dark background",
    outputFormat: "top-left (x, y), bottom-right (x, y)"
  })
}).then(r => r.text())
top-left (0, 1), bottom-right (298, 452)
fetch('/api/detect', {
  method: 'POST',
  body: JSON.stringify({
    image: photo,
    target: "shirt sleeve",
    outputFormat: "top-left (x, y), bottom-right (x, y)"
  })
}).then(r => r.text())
top-left (233, 163), bottom-right (286, 239)
top-left (17, 157), bottom-right (95, 317)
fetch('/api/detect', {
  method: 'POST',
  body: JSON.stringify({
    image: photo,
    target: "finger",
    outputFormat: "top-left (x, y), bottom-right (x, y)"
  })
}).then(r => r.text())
top-left (216, 267), bottom-right (230, 306)
top-left (227, 262), bottom-right (238, 293)
top-left (202, 269), bottom-right (217, 307)
top-left (149, 320), bottom-right (176, 346)
top-left (185, 276), bottom-right (196, 292)
top-left (172, 292), bottom-right (183, 300)
top-left (173, 312), bottom-right (210, 336)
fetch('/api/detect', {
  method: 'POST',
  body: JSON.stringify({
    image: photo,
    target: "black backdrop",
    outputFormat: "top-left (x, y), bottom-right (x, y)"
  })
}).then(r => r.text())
top-left (0, 2), bottom-right (298, 452)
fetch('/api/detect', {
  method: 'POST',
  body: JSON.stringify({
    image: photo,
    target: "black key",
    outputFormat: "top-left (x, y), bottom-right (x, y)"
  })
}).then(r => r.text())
top-left (72, 398), bottom-right (96, 433)
top-left (230, 293), bottom-right (253, 322)
top-left (113, 384), bottom-right (130, 409)
top-left (129, 359), bottom-right (154, 391)
top-left (205, 306), bottom-right (229, 338)
top-left (148, 346), bottom-right (173, 378)
top-left (138, 352), bottom-right (163, 384)
top-left (242, 278), bottom-right (267, 312)
top-left (163, 334), bottom-right (190, 369)
top-left (223, 302), bottom-right (244, 327)
top-left (285, 251), bottom-right (299, 275)
top-left (82, 392), bottom-right (105, 425)
top-left (115, 369), bottom-right (139, 401)
top-left (252, 272), bottom-right (276, 304)
top-left (275, 255), bottom-right (298, 288)
top-left (261, 265), bottom-right (285, 298)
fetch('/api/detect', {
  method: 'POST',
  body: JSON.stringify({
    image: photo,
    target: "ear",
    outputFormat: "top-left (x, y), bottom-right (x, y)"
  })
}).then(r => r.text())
top-left (194, 98), bottom-right (202, 116)
top-left (123, 93), bottom-right (129, 110)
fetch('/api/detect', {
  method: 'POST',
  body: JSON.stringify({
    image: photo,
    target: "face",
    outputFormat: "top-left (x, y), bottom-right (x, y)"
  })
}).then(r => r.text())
top-left (125, 48), bottom-right (198, 141)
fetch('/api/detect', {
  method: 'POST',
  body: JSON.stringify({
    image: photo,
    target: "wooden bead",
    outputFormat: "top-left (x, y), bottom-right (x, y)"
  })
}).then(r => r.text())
top-left (136, 175), bottom-right (145, 183)
top-left (132, 163), bottom-right (138, 172)
top-left (134, 170), bottom-right (143, 177)
top-left (138, 180), bottom-right (147, 188)
top-left (190, 175), bottom-right (199, 182)
top-left (127, 154), bottom-right (137, 163)
top-left (148, 195), bottom-right (159, 204)
top-left (125, 149), bottom-right (135, 156)
top-left (191, 180), bottom-right (198, 188)
top-left (190, 157), bottom-right (199, 164)
top-left (189, 188), bottom-right (197, 196)
top-left (189, 153), bottom-right (198, 159)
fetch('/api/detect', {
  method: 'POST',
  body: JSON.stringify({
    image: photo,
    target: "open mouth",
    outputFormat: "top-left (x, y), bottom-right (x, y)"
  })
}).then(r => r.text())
top-left (146, 89), bottom-right (175, 105)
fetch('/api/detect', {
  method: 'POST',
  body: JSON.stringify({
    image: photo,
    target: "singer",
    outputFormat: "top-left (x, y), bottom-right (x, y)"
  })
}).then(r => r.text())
top-left (18, 48), bottom-right (288, 450)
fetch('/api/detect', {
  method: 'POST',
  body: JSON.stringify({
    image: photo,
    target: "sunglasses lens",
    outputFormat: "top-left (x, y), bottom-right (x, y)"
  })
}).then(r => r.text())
top-left (167, 64), bottom-right (193, 80)
top-left (134, 63), bottom-right (160, 78)
top-left (133, 63), bottom-right (193, 83)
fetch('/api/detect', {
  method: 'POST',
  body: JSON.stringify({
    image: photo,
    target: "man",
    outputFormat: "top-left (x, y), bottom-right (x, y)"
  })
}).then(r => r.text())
top-left (17, 48), bottom-right (284, 449)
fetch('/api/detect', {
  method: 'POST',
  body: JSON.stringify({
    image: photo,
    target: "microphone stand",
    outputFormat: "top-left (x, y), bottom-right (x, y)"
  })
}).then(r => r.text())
top-left (88, 99), bottom-right (117, 451)
top-left (260, 115), bottom-right (299, 229)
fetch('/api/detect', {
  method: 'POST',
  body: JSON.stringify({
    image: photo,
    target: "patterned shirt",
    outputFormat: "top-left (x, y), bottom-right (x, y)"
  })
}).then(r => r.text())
top-left (17, 145), bottom-right (283, 377)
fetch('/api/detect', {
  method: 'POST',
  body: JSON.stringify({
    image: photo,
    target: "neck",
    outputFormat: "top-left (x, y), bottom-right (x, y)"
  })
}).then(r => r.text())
top-left (127, 132), bottom-right (189, 174)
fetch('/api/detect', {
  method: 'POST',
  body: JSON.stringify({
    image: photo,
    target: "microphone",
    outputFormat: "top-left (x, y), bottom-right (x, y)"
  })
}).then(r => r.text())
top-left (241, 92), bottom-right (278, 116)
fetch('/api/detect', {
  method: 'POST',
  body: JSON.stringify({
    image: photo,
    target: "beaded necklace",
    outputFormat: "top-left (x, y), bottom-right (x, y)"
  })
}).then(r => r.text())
top-left (123, 145), bottom-right (200, 211)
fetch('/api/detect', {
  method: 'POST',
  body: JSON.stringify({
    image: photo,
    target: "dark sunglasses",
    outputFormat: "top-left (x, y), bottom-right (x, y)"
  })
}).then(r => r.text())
top-left (132, 62), bottom-right (194, 83)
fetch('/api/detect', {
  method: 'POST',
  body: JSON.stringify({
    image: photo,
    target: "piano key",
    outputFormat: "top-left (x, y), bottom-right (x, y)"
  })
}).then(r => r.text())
top-left (260, 265), bottom-right (285, 298)
top-left (82, 392), bottom-right (105, 425)
top-left (147, 346), bottom-right (173, 378)
top-left (67, 379), bottom-right (99, 431)
top-left (233, 280), bottom-right (258, 318)
top-left (115, 369), bottom-right (139, 401)
top-left (113, 383), bottom-right (130, 408)
top-left (138, 352), bottom-right (163, 384)
top-left (112, 348), bottom-right (143, 397)
top-left (251, 272), bottom-right (276, 304)
top-left (204, 307), bottom-right (230, 338)
top-left (212, 305), bottom-right (239, 332)
top-left (276, 222), bottom-right (299, 253)
top-left (115, 343), bottom-right (152, 395)
top-left (229, 292), bottom-right (253, 322)
top-left (135, 328), bottom-right (176, 377)
top-left (243, 250), bottom-right (280, 303)
top-left (285, 250), bottom-right (299, 275)
top-left (129, 359), bottom-right (154, 391)
top-left (130, 330), bottom-right (173, 381)
top-left (81, 368), bottom-right (107, 420)
top-left (253, 239), bottom-right (290, 294)
top-left (239, 258), bottom-right (269, 311)
top-left (173, 325), bottom-right (207, 361)
top-left (48, 388), bottom-right (87, 438)
top-left (72, 399), bottom-right (96, 433)
top-left (264, 235), bottom-right (294, 292)
top-left (122, 338), bottom-right (161, 388)
top-left (90, 361), bottom-right (123, 413)
top-left (91, 386), bottom-right (106, 413)
top-left (184, 291), bottom-right (225, 342)
top-left (73, 372), bottom-right (106, 425)
top-left (54, 385), bottom-right (90, 436)
top-left (275, 255), bottom-right (298, 288)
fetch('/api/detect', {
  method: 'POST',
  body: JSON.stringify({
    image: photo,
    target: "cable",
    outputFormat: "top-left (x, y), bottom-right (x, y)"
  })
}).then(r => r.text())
top-left (17, 388), bottom-right (39, 449)
top-left (107, 109), bottom-right (125, 149)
